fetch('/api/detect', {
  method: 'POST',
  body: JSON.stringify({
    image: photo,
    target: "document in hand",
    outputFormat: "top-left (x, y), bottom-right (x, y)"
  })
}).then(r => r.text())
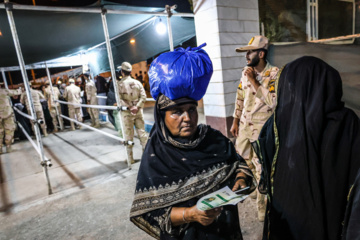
top-left (196, 186), bottom-right (249, 211)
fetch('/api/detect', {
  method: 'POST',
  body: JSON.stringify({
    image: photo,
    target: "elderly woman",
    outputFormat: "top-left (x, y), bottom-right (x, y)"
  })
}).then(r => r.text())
top-left (254, 56), bottom-right (360, 240)
top-left (130, 44), bottom-right (256, 239)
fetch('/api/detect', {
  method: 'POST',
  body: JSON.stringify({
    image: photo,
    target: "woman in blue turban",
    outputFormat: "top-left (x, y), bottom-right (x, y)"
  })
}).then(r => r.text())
top-left (130, 44), bottom-right (256, 239)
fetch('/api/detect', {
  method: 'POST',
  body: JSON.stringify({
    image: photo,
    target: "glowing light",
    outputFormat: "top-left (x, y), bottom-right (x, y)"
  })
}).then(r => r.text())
top-left (130, 39), bottom-right (135, 44)
top-left (85, 51), bottom-right (98, 67)
top-left (0, 30), bottom-right (2, 37)
top-left (156, 19), bottom-right (166, 35)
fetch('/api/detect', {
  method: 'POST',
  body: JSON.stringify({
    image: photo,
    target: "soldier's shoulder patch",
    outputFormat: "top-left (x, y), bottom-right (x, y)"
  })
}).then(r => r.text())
top-left (238, 82), bottom-right (242, 90)
top-left (268, 78), bottom-right (276, 93)
top-left (264, 70), bottom-right (271, 77)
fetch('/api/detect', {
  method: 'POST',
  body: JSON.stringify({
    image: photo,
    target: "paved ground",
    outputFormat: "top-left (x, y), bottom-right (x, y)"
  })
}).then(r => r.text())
top-left (0, 106), bottom-right (263, 240)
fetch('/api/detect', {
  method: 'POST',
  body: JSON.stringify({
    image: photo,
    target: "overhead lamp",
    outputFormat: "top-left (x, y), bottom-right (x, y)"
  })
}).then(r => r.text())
top-left (130, 39), bottom-right (135, 44)
top-left (86, 51), bottom-right (98, 65)
top-left (156, 18), bottom-right (166, 35)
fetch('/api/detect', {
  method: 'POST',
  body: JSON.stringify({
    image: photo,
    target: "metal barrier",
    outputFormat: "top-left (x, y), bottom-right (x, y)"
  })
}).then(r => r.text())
top-left (17, 122), bottom-right (52, 167)
top-left (60, 114), bottom-right (133, 145)
top-left (56, 99), bottom-right (129, 111)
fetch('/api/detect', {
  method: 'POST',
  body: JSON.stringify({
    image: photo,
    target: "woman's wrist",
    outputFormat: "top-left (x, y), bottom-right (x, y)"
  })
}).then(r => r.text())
top-left (236, 172), bottom-right (248, 181)
top-left (184, 206), bottom-right (195, 223)
top-left (182, 208), bottom-right (188, 223)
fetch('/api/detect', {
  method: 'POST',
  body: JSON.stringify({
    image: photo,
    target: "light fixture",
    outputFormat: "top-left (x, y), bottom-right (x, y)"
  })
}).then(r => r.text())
top-left (0, 30), bottom-right (2, 37)
top-left (130, 39), bottom-right (135, 44)
top-left (156, 18), bottom-right (166, 35)
top-left (85, 51), bottom-right (98, 66)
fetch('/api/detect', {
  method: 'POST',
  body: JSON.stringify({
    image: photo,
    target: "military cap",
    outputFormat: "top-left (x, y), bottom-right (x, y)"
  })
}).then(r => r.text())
top-left (235, 35), bottom-right (269, 52)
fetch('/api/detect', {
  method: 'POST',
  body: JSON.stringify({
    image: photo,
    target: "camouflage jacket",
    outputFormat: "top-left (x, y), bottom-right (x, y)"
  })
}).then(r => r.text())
top-left (0, 88), bottom-right (22, 118)
top-left (85, 80), bottom-right (97, 105)
top-left (117, 76), bottom-right (146, 109)
top-left (63, 84), bottom-right (81, 108)
top-left (20, 88), bottom-right (46, 112)
top-left (233, 62), bottom-right (279, 141)
top-left (44, 86), bottom-right (61, 108)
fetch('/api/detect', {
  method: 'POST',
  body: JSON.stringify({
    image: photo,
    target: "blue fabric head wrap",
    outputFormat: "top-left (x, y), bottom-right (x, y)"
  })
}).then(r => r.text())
top-left (149, 43), bottom-right (213, 101)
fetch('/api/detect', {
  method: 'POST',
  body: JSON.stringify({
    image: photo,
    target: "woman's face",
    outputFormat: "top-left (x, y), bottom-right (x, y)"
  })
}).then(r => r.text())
top-left (164, 103), bottom-right (198, 139)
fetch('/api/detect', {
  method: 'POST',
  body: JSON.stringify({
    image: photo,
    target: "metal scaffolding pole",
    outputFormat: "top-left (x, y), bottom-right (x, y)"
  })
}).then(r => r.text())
top-left (0, 3), bottom-right (194, 17)
top-left (4, 0), bottom-right (52, 194)
top-left (100, 8), bottom-right (131, 169)
top-left (165, 5), bottom-right (175, 51)
top-left (1, 70), bottom-right (9, 89)
top-left (45, 62), bottom-right (63, 130)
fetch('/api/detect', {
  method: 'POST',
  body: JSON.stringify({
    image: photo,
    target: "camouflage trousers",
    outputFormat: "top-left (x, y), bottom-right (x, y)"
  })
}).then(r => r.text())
top-left (236, 135), bottom-right (266, 220)
top-left (50, 105), bottom-right (63, 130)
top-left (31, 110), bottom-right (47, 136)
top-left (68, 107), bottom-right (82, 130)
top-left (87, 107), bottom-right (99, 127)
top-left (121, 110), bottom-right (148, 162)
top-left (0, 114), bottom-right (16, 146)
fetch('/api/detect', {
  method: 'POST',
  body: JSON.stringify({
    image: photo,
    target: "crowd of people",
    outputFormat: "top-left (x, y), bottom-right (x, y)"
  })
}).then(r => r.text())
top-left (0, 66), bottom-right (150, 160)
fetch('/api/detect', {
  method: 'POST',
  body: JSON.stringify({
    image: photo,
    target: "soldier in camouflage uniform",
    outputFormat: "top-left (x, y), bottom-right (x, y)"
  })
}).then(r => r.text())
top-left (84, 74), bottom-right (100, 128)
top-left (63, 78), bottom-right (82, 131)
top-left (20, 82), bottom-right (48, 137)
top-left (0, 85), bottom-right (22, 153)
top-left (230, 36), bottom-right (279, 221)
top-left (117, 62), bottom-right (148, 165)
top-left (44, 81), bottom-right (63, 132)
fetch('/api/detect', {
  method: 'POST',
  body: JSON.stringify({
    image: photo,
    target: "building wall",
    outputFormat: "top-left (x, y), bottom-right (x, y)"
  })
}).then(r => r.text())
top-left (193, 0), bottom-right (260, 136)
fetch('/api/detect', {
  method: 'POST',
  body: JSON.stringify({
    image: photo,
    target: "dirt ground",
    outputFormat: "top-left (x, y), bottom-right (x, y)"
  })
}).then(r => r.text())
top-left (0, 171), bottom-right (263, 240)
top-left (238, 197), bottom-right (264, 240)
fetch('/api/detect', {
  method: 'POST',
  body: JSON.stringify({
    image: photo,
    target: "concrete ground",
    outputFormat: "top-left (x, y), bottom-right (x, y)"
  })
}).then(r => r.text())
top-left (0, 106), bottom-right (263, 240)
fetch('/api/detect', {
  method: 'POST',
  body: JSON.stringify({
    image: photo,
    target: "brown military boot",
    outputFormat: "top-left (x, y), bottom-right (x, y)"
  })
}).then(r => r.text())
top-left (6, 145), bottom-right (12, 153)
top-left (42, 128), bottom-right (48, 137)
top-left (93, 121), bottom-right (100, 128)
top-left (126, 148), bottom-right (135, 170)
top-left (90, 119), bottom-right (95, 127)
top-left (70, 122), bottom-right (75, 131)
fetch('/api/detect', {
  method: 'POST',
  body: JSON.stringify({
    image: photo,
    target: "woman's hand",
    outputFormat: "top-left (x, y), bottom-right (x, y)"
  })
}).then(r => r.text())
top-left (186, 205), bottom-right (222, 226)
top-left (171, 206), bottom-right (222, 227)
top-left (230, 118), bottom-right (239, 137)
top-left (232, 172), bottom-right (248, 192)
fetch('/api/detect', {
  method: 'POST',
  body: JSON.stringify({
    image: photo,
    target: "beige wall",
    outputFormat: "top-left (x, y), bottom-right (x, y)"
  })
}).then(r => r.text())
top-left (193, 0), bottom-right (260, 136)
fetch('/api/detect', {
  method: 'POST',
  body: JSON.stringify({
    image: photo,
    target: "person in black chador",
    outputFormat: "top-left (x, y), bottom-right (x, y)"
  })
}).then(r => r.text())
top-left (130, 44), bottom-right (256, 240)
top-left (253, 56), bottom-right (360, 240)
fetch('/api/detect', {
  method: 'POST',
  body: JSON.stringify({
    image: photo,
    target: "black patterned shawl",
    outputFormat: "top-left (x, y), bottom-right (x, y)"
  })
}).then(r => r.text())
top-left (255, 56), bottom-right (360, 240)
top-left (130, 96), bottom-right (253, 239)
